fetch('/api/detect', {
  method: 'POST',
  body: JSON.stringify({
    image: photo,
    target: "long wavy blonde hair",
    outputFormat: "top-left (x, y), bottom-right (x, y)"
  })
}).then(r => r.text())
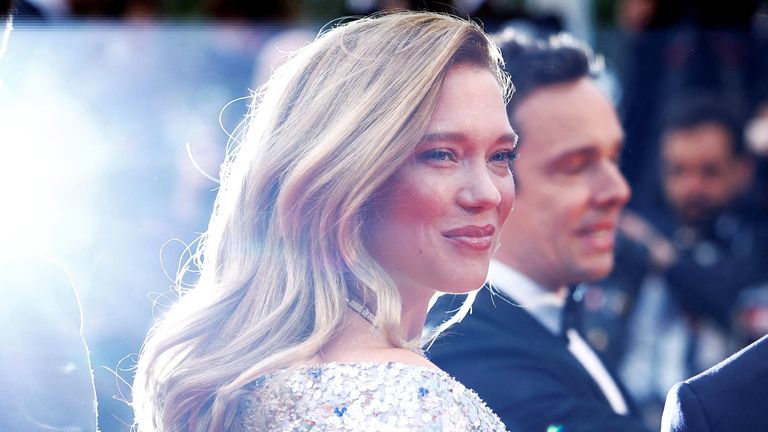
top-left (132, 11), bottom-right (510, 432)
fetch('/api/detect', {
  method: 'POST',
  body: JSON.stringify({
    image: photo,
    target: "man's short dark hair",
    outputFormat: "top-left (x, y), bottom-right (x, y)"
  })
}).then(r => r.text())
top-left (661, 94), bottom-right (745, 155)
top-left (494, 29), bottom-right (598, 116)
top-left (1, 0), bottom-right (10, 17)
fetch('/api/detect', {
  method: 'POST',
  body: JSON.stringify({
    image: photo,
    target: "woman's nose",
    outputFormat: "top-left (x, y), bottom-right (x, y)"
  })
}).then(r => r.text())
top-left (456, 164), bottom-right (504, 212)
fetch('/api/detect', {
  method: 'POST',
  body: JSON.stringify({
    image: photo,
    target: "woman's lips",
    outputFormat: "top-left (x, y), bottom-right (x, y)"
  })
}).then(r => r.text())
top-left (443, 225), bottom-right (495, 252)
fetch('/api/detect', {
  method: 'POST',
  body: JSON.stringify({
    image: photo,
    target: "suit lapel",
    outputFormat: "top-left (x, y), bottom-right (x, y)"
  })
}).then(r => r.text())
top-left (475, 286), bottom-right (624, 408)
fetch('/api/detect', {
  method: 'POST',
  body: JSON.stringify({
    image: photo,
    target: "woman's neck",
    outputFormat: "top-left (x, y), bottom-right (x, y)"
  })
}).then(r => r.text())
top-left (397, 283), bottom-right (435, 340)
top-left (317, 310), bottom-right (434, 368)
top-left (316, 285), bottom-right (437, 368)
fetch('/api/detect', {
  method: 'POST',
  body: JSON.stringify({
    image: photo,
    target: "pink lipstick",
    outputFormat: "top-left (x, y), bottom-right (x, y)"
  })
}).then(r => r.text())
top-left (443, 224), bottom-right (495, 251)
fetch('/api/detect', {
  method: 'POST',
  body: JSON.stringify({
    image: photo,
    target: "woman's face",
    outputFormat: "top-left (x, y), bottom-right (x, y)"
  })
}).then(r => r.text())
top-left (367, 65), bottom-right (517, 301)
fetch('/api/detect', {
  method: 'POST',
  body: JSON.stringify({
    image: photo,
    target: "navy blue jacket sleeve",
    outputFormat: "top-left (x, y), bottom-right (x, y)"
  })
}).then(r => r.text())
top-left (661, 334), bottom-right (768, 432)
top-left (661, 382), bottom-right (710, 432)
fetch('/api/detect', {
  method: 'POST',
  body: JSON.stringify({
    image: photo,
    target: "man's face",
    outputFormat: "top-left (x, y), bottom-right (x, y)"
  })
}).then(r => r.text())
top-left (661, 122), bottom-right (742, 225)
top-left (495, 78), bottom-right (630, 291)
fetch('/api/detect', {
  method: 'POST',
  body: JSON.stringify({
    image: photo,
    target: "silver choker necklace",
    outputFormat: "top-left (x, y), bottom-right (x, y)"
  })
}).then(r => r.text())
top-left (345, 297), bottom-right (376, 327)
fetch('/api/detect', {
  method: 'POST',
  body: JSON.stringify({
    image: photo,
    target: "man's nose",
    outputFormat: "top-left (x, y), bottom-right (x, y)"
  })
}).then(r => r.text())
top-left (593, 161), bottom-right (631, 207)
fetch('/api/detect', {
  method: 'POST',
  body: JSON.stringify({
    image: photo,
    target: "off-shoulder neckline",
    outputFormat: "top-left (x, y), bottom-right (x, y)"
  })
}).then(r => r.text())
top-left (253, 361), bottom-right (466, 389)
top-left (292, 360), bottom-right (440, 372)
top-left (265, 361), bottom-right (446, 379)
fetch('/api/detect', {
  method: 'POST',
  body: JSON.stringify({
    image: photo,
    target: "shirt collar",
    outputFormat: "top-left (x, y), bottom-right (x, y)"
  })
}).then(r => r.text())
top-left (488, 259), bottom-right (566, 335)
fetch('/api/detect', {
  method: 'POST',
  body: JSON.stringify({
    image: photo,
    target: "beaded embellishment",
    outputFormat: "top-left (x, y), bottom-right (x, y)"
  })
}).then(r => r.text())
top-left (236, 362), bottom-right (507, 431)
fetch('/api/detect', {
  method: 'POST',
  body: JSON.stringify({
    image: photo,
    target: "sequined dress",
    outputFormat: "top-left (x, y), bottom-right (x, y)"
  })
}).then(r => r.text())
top-left (235, 362), bottom-right (508, 431)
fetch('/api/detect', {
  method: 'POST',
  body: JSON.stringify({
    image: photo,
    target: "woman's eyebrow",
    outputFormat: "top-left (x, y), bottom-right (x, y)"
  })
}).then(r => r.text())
top-left (419, 131), bottom-right (519, 147)
top-left (501, 132), bottom-right (519, 148)
top-left (419, 132), bottom-right (466, 144)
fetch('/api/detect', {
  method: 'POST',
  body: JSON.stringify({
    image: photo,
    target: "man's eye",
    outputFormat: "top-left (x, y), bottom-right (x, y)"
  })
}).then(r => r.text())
top-left (559, 155), bottom-right (591, 174)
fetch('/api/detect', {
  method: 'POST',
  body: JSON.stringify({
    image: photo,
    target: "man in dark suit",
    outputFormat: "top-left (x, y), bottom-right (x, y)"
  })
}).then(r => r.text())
top-left (427, 30), bottom-right (649, 432)
top-left (661, 333), bottom-right (768, 431)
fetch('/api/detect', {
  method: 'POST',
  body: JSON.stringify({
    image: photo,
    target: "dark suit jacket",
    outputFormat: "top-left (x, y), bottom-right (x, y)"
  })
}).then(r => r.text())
top-left (661, 333), bottom-right (768, 432)
top-left (427, 286), bottom-right (649, 432)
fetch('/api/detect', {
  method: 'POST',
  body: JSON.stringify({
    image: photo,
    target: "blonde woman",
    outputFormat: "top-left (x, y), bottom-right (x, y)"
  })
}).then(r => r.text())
top-left (133, 12), bottom-right (518, 431)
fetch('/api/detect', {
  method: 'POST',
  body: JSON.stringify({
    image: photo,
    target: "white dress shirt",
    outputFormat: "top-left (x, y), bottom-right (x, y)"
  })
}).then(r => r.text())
top-left (488, 259), bottom-right (630, 415)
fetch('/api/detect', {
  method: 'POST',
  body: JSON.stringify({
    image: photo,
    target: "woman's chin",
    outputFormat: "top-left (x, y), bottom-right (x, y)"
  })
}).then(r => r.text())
top-left (436, 277), bottom-right (487, 294)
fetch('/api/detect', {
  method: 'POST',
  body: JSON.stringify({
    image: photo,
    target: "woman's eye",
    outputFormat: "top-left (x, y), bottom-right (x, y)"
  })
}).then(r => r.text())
top-left (418, 149), bottom-right (456, 163)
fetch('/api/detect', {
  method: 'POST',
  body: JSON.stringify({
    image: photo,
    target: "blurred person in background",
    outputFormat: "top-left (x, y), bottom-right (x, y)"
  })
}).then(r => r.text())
top-left (649, 94), bottom-right (763, 340)
top-left (614, 0), bottom-right (765, 211)
top-left (427, 29), bottom-right (649, 432)
top-left (132, 12), bottom-right (518, 432)
top-left (617, 94), bottom-right (768, 427)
